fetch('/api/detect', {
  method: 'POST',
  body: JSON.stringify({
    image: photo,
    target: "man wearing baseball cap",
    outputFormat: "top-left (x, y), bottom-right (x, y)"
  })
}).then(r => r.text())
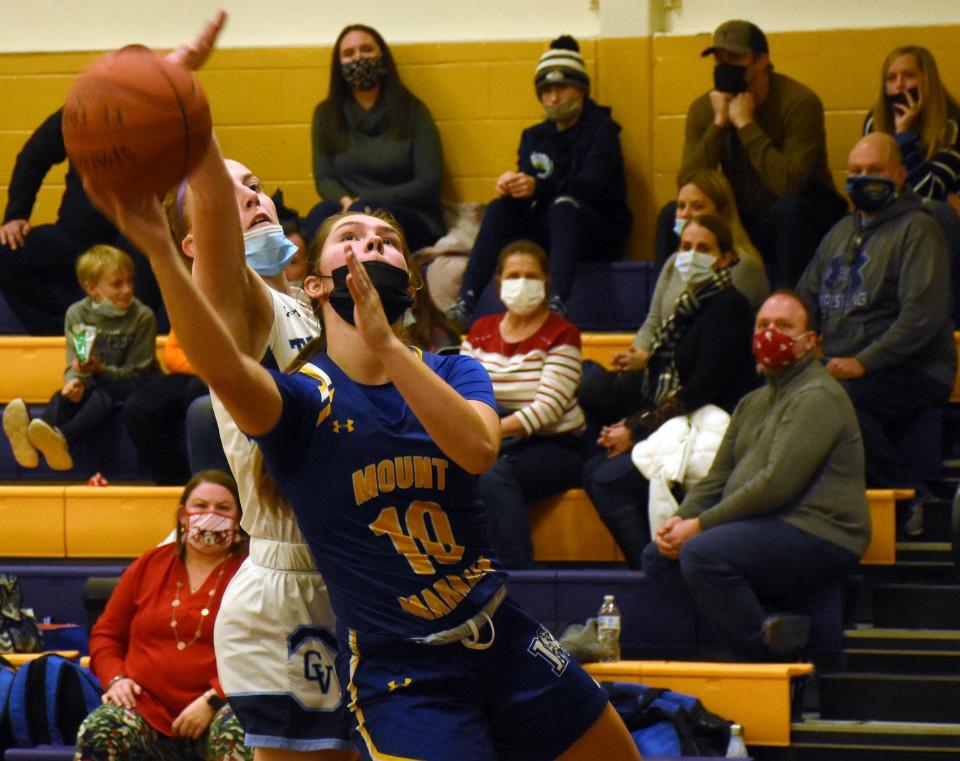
top-left (676, 19), bottom-right (845, 288)
top-left (447, 35), bottom-right (632, 328)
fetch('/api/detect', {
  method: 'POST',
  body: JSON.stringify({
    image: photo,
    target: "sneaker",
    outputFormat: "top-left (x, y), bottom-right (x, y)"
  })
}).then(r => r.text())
top-left (2, 399), bottom-right (38, 468)
top-left (445, 299), bottom-right (472, 333)
top-left (761, 614), bottom-right (811, 656)
top-left (27, 419), bottom-right (73, 471)
top-left (903, 499), bottom-right (924, 537)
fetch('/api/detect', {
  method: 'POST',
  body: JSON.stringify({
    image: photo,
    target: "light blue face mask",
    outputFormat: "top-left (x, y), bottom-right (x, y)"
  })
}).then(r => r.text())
top-left (673, 217), bottom-right (689, 239)
top-left (243, 224), bottom-right (299, 277)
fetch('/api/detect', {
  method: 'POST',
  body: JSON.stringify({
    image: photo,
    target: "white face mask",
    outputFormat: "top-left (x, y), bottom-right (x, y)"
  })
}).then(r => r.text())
top-left (91, 298), bottom-right (129, 318)
top-left (674, 251), bottom-right (716, 285)
top-left (500, 277), bottom-right (546, 316)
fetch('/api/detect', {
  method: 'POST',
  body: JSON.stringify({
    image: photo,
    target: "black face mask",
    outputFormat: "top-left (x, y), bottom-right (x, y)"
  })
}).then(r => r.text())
top-left (713, 63), bottom-right (748, 95)
top-left (326, 260), bottom-right (414, 326)
top-left (846, 175), bottom-right (897, 214)
top-left (884, 87), bottom-right (921, 110)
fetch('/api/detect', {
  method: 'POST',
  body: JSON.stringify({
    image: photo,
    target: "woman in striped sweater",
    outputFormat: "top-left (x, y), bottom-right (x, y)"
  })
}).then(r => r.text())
top-left (461, 240), bottom-right (585, 568)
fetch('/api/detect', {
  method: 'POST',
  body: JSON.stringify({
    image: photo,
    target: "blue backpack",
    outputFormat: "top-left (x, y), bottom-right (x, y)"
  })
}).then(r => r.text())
top-left (7, 654), bottom-right (102, 747)
top-left (602, 681), bottom-right (732, 756)
top-left (0, 657), bottom-right (14, 750)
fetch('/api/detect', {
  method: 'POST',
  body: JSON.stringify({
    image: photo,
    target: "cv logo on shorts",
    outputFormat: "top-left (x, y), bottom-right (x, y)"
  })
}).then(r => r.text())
top-left (529, 152), bottom-right (553, 180)
top-left (332, 419), bottom-right (355, 433)
top-left (527, 625), bottom-right (570, 677)
top-left (288, 626), bottom-right (342, 709)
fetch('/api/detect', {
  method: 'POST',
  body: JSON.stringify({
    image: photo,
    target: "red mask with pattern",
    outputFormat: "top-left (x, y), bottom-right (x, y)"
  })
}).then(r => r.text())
top-left (752, 327), bottom-right (809, 372)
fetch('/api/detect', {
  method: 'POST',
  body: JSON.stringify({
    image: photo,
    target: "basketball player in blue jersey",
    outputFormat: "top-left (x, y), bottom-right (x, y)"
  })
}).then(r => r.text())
top-left (88, 16), bottom-right (640, 761)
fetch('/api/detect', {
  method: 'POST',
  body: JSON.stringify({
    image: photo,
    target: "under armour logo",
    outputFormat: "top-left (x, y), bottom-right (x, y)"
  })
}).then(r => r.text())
top-left (332, 419), bottom-right (355, 433)
top-left (387, 678), bottom-right (411, 692)
top-left (286, 308), bottom-right (299, 318)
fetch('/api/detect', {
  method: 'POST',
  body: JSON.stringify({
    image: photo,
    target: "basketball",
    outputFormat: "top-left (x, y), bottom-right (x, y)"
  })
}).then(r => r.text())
top-left (62, 44), bottom-right (212, 198)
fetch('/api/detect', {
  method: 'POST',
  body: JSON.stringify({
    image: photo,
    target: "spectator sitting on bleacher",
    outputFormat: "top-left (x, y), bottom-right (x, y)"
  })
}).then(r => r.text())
top-left (797, 132), bottom-right (957, 536)
top-left (461, 240), bottom-right (586, 568)
top-left (643, 290), bottom-right (871, 660)
top-left (122, 330), bottom-right (225, 485)
top-left (864, 46), bottom-right (960, 211)
top-left (75, 470), bottom-right (251, 760)
top-left (2, 245), bottom-right (160, 472)
top-left (655, 168), bottom-right (770, 310)
top-left (447, 34), bottom-right (632, 327)
top-left (676, 19), bottom-right (846, 288)
top-left (305, 24), bottom-right (445, 252)
top-left (580, 216), bottom-right (757, 567)
top-left (0, 109), bottom-right (159, 335)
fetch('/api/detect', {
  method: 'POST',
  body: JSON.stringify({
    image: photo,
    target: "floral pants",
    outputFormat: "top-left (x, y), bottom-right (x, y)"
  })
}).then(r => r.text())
top-left (74, 702), bottom-right (253, 761)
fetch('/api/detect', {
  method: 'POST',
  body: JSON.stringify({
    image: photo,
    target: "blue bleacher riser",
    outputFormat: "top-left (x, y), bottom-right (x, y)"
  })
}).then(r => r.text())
top-left (475, 261), bottom-right (658, 332)
top-left (0, 403), bottom-right (149, 482)
top-left (508, 569), bottom-right (844, 653)
top-left (0, 562), bottom-right (128, 629)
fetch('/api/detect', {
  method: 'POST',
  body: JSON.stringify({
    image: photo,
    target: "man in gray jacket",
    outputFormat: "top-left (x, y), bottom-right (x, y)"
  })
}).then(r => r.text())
top-left (643, 291), bottom-right (870, 659)
top-left (797, 132), bottom-right (956, 534)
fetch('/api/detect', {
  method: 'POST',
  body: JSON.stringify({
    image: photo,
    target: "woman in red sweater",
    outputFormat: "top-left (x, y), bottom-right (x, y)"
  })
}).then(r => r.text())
top-left (75, 470), bottom-right (252, 760)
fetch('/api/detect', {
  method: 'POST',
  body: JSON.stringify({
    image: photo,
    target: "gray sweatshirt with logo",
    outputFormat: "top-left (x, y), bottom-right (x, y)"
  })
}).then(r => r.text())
top-left (796, 193), bottom-right (956, 389)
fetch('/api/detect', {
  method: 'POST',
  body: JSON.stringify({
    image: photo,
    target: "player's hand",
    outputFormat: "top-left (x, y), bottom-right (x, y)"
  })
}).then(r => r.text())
top-left (344, 249), bottom-right (401, 353)
top-left (102, 677), bottom-right (142, 709)
top-left (598, 421), bottom-right (633, 458)
top-left (0, 219), bottom-right (31, 250)
top-left (892, 88), bottom-right (923, 134)
top-left (729, 92), bottom-right (756, 129)
top-left (339, 195), bottom-right (358, 212)
top-left (825, 356), bottom-right (866, 380)
top-left (165, 9), bottom-right (227, 71)
top-left (62, 378), bottom-right (85, 402)
top-left (170, 694), bottom-right (215, 739)
top-left (495, 171), bottom-right (518, 196)
top-left (709, 90), bottom-right (732, 127)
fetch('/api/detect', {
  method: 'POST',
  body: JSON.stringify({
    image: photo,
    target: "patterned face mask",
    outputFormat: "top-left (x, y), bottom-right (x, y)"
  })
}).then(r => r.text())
top-left (184, 510), bottom-right (239, 552)
top-left (342, 56), bottom-right (387, 90)
top-left (751, 327), bottom-right (810, 372)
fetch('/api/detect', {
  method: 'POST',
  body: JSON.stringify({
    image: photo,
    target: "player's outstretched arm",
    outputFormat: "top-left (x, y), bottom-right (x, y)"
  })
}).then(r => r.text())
top-left (86, 185), bottom-right (282, 438)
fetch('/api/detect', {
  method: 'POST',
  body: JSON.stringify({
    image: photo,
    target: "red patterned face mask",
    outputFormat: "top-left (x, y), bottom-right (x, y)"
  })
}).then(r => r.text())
top-left (752, 327), bottom-right (807, 372)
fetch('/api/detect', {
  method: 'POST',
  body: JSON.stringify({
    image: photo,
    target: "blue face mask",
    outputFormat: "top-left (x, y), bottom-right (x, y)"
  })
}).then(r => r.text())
top-left (243, 224), bottom-right (299, 276)
top-left (845, 175), bottom-right (897, 214)
top-left (673, 217), bottom-right (689, 239)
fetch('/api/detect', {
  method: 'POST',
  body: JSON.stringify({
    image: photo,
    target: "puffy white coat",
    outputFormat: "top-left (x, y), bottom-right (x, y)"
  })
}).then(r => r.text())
top-left (631, 405), bottom-right (731, 536)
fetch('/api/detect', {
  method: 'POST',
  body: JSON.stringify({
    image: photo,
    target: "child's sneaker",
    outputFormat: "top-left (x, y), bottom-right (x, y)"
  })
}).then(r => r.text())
top-left (27, 419), bottom-right (73, 471)
top-left (2, 398), bottom-right (38, 468)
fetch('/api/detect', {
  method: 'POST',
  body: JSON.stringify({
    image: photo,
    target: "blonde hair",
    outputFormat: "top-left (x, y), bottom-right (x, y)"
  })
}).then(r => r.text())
top-left (870, 46), bottom-right (960, 161)
top-left (676, 168), bottom-right (764, 271)
top-left (75, 245), bottom-right (134, 289)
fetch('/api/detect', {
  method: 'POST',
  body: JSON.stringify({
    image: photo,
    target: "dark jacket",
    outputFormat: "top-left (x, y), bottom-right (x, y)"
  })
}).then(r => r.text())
top-left (3, 109), bottom-right (115, 243)
top-left (517, 97), bottom-right (632, 248)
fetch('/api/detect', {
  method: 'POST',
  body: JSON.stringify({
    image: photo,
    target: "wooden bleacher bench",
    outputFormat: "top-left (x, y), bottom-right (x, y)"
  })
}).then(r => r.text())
top-left (0, 335), bottom-right (169, 404)
top-left (1, 485), bottom-right (910, 562)
top-left (530, 488), bottom-right (911, 566)
top-left (585, 660), bottom-right (813, 746)
top-left (2, 651), bottom-right (80, 668)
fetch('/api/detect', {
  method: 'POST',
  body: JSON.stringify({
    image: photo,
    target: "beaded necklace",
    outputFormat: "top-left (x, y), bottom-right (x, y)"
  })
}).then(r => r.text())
top-left (170, 563), bottom-right (226, 651)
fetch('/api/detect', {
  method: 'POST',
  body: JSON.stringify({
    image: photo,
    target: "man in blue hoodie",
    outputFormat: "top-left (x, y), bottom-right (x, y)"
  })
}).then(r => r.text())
top-left (447, 35), bottom-right (632, 327)
top-left (797, 132), bottom-right (956, 535)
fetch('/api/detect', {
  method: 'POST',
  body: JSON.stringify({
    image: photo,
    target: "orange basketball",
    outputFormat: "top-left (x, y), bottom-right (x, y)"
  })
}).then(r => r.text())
top-left (63, 44), bottom-right (212, 198)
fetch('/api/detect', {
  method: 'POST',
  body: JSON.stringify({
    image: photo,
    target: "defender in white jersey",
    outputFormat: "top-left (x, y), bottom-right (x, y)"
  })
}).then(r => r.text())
top-left (163, 33), bottom-right (355, 753)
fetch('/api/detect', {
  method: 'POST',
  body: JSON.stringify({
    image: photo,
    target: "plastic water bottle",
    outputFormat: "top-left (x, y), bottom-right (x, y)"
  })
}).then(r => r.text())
top-left (596, 594), bottom-right (621, 663)
top-left (726, 723), bottom-right (748, 757)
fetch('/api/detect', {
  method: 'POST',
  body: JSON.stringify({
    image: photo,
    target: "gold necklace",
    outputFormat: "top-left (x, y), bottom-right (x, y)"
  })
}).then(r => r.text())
top-left (170, 564), bottom-right (226, 651)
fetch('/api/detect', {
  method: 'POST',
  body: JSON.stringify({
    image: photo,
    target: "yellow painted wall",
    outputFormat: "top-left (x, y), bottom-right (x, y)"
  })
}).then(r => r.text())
top-left (0, 24), bottom-right (957, 260)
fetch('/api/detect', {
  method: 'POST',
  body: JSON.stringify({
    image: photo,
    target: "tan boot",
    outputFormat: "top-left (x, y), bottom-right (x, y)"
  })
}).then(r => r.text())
top-left (2, 399), bottom-right (39, 468)
top-left (27, 419), bottom-right (73, 471)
